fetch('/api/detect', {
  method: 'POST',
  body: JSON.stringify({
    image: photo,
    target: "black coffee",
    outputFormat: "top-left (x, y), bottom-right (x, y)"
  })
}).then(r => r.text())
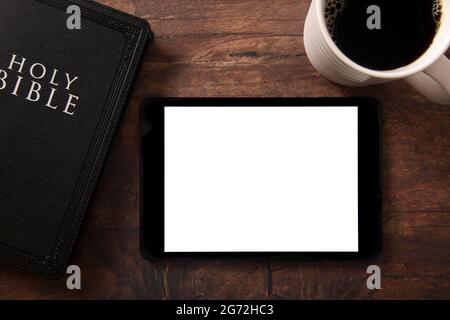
top-left (325, 0), bottom-right (442, 70)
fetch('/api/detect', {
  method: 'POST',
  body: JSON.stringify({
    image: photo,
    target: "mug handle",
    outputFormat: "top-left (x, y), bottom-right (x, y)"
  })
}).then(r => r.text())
top-left (405, 55), bottom-right (450, 105)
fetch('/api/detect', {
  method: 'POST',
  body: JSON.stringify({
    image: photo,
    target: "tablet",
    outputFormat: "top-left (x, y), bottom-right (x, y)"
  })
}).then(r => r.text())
top-left (140, 98), bottom-right (382, 259)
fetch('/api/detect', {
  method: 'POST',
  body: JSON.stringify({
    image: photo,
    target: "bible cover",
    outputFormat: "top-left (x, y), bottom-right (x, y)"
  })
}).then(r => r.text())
top-left (0, 0), bottom-right (150, 278)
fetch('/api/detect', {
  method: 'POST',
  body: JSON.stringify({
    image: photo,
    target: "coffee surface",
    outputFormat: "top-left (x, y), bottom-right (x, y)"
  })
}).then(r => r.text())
top-left (325, 0), bottom-right (442, 70)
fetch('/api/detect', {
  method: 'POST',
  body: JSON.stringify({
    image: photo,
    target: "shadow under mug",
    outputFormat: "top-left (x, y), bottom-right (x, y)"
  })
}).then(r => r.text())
top-left (304, 0), bottom-right (450, 105)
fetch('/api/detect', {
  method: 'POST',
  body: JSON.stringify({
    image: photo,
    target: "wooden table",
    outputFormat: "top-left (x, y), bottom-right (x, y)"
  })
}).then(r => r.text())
top-left (1, 0), bottom-right (449, 299)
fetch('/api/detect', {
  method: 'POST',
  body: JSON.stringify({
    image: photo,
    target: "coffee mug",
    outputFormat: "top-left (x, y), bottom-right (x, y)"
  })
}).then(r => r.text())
top-left (304, 0), bottom-right (450, 105)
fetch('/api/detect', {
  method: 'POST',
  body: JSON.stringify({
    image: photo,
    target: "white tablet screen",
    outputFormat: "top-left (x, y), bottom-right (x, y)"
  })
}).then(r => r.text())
top-left (164, 106), bottom-right (359, 253)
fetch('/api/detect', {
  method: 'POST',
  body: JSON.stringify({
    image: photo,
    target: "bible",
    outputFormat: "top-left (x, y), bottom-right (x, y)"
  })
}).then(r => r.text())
top-left (0, 0), bottom-right (151, 278)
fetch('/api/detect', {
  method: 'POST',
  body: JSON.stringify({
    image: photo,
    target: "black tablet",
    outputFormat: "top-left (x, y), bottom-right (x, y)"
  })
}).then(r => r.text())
top-left (140, 98), bottom-right (382, 260)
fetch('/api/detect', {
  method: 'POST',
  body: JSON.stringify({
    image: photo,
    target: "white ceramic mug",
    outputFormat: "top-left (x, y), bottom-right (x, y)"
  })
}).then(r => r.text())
top-left (304, 0), bottom-right (450, 105)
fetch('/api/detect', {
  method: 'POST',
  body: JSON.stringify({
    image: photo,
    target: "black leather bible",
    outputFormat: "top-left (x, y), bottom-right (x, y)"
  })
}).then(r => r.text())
top-left (0, 0), bottom-right (150, 278)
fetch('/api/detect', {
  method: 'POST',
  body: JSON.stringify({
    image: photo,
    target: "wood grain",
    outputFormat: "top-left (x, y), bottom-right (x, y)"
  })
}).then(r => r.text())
top-left (0, 0), bottom-right (449, 300)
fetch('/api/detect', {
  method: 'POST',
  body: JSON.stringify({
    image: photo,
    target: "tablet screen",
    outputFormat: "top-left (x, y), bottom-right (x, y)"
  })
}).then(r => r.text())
top-left (163, 106), bottom-right (359, 253)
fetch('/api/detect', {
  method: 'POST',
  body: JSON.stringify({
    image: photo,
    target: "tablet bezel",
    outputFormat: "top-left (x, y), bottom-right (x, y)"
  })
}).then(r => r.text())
top-left (140, 98), bottom-right (382, 260)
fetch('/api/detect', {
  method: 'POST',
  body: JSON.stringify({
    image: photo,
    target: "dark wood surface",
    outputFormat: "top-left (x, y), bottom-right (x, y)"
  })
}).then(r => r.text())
top-left (1, 0), bottom-right (449, 299)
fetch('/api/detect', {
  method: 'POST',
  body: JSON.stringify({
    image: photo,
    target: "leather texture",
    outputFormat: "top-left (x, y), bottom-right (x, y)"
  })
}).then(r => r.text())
top-left (0, 0), bottom-right (151, 278)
